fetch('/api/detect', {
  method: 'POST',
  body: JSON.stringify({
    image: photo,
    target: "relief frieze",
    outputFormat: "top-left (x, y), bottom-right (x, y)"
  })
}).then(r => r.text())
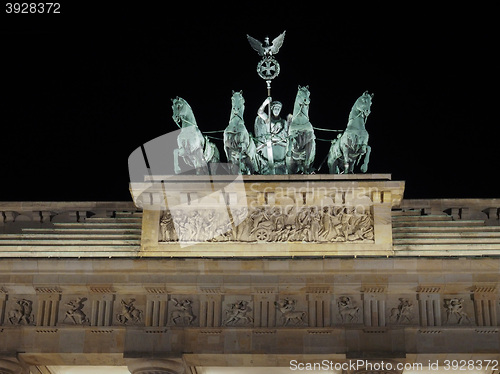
top-left (159, 205), bottom-right (373, 243)
top-left (0, 290), bottom-right (483, 330)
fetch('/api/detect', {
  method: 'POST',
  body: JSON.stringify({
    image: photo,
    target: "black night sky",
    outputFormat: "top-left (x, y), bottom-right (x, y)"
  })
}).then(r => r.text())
top-left (1, 4), bottom-right (497, 202)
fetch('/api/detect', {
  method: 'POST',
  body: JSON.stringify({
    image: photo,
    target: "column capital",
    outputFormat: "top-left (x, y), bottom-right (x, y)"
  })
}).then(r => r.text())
top-left (127, 358), bottom-right (185, 374)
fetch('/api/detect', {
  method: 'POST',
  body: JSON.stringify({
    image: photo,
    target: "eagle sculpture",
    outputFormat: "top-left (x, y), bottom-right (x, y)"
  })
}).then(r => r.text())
top-left (247, 31), bottom-right (286, 57)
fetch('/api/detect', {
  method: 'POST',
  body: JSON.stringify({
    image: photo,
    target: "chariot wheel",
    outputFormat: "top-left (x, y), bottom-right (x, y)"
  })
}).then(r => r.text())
top-left (255, 228), bottom-right (270, 242)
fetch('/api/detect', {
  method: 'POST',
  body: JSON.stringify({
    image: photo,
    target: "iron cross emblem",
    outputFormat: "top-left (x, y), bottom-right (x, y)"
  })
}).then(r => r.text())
top-left (257, 56), bottom-right (280, 80)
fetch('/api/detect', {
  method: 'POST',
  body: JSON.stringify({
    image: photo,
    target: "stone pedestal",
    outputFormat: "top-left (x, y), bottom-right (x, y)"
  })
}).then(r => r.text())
top-left (131, 174), bottom-right (405, 257)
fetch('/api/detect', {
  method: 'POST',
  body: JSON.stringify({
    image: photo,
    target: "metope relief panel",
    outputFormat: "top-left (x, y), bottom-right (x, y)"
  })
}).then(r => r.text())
top-left (159, 205), bottom-right (373, 243)
top-left (275, 296), bottom-right (308, 327)
top-left (387, 296), bottom-right (417, 326)
top-left (61, 296), bottom-right (90, 325)
top-left (443, 295), bottom-right (473, 326)
top-left (335, 295), bottom-right (362, 325)
top-left (6, 296), bottom-right (35, 326)
top-left (168, 296), bottom-right (199, 327)
top-left (222, 295), bottom-right (254, 327)
top-left (115, 296), bottom-right (145, 326)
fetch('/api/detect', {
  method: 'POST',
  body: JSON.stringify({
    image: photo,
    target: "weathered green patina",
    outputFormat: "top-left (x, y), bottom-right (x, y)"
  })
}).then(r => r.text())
top-left (254, 97), bottom-right (289, 174)
top-left (172, 97), bottom-right (219, 175)
top-left (286, 85), bottom-right (316, 174)
top-left (223, 91), bottom-right (258, 174)
top-left (327, 91), bottom-right (373, 174)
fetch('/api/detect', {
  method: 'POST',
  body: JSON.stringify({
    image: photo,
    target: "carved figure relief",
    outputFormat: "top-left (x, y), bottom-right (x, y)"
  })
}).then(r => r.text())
top-left (63, 297), bottom-right (89, 325)
top-left (0, 292), bottom-right (488, 331)
top-left (444, 298), bottom-right (471, 325)
top-left (8, 299), bottom-right (33, 325)
top-left (275, 298), bottom-right (307, 326)
top-left (160, 211), bottom-right (177, 242)
top-left (159, 205), bottom-right (373, 243)
top-left (223, 300), bottom-right (254, 326)
top-left (389, 298), bottom-right (414, 324)
top-left (116, 298), bottom-right (143, 325)
top-left (170, 298), bottom-right (196, 325)
top-left (337, 296), bottom-right (359, 323)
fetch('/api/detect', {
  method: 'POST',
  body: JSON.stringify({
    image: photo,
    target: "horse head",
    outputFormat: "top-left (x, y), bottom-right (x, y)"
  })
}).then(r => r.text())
top-left (296, 85), bottom-right (310, 105)
top-left (352, 91), bottom-right (374, 119)
top-left (231, 90), bottom-right (245, 118)
top-left (171, 96), bottom-right (196, 128)
top-left (292, 85), bottom-right (311, 120)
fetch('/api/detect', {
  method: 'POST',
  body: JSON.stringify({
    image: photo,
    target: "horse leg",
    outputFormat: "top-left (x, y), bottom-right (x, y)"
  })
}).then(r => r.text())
top-left (334, 159), bottom-right (341, 174)
top-left (340, 141), bottom-right (350, 174)
top-left (244, 156), bottom-right (255, 175)
top-left (327, 153), bottom-right (333, 174)
top-left (306, 140), bottom-right (316, 174)
top-left (285, 139), bottom-right (295, 174)
top-left (194, 149), bottom-right (208, 175)
top-left (327, 146), bottom-right (340, 174)
top-left (173, 149), bottom-right (180, 174)
top-left (349, 161), bottom-right (355, 174)
top-left (360, 145), bottom-right (371, 173)
top-left (286, 155), bottom-right (297, 175)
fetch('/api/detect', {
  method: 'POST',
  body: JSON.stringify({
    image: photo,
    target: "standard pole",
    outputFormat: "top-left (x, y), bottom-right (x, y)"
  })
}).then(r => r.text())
top-left (265, 80), bottom-right (275, 174)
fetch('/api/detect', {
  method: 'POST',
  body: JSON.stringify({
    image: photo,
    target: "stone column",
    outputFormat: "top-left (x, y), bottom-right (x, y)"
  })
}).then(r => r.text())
top-left (127, 358), bottom-right (185, 374)
top-left (0, 359), bottom-right (25, 374)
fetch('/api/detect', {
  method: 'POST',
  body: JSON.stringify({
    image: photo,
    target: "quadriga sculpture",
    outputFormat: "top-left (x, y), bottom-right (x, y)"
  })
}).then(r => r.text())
top-left (328, 91), bottom-right (373, 174)
top-left (172, 97), bottom-right (219, 174)
top-left (286, 85), bottom-right (316, 174)
top-left (223, 91), bottom-right (258, 174)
